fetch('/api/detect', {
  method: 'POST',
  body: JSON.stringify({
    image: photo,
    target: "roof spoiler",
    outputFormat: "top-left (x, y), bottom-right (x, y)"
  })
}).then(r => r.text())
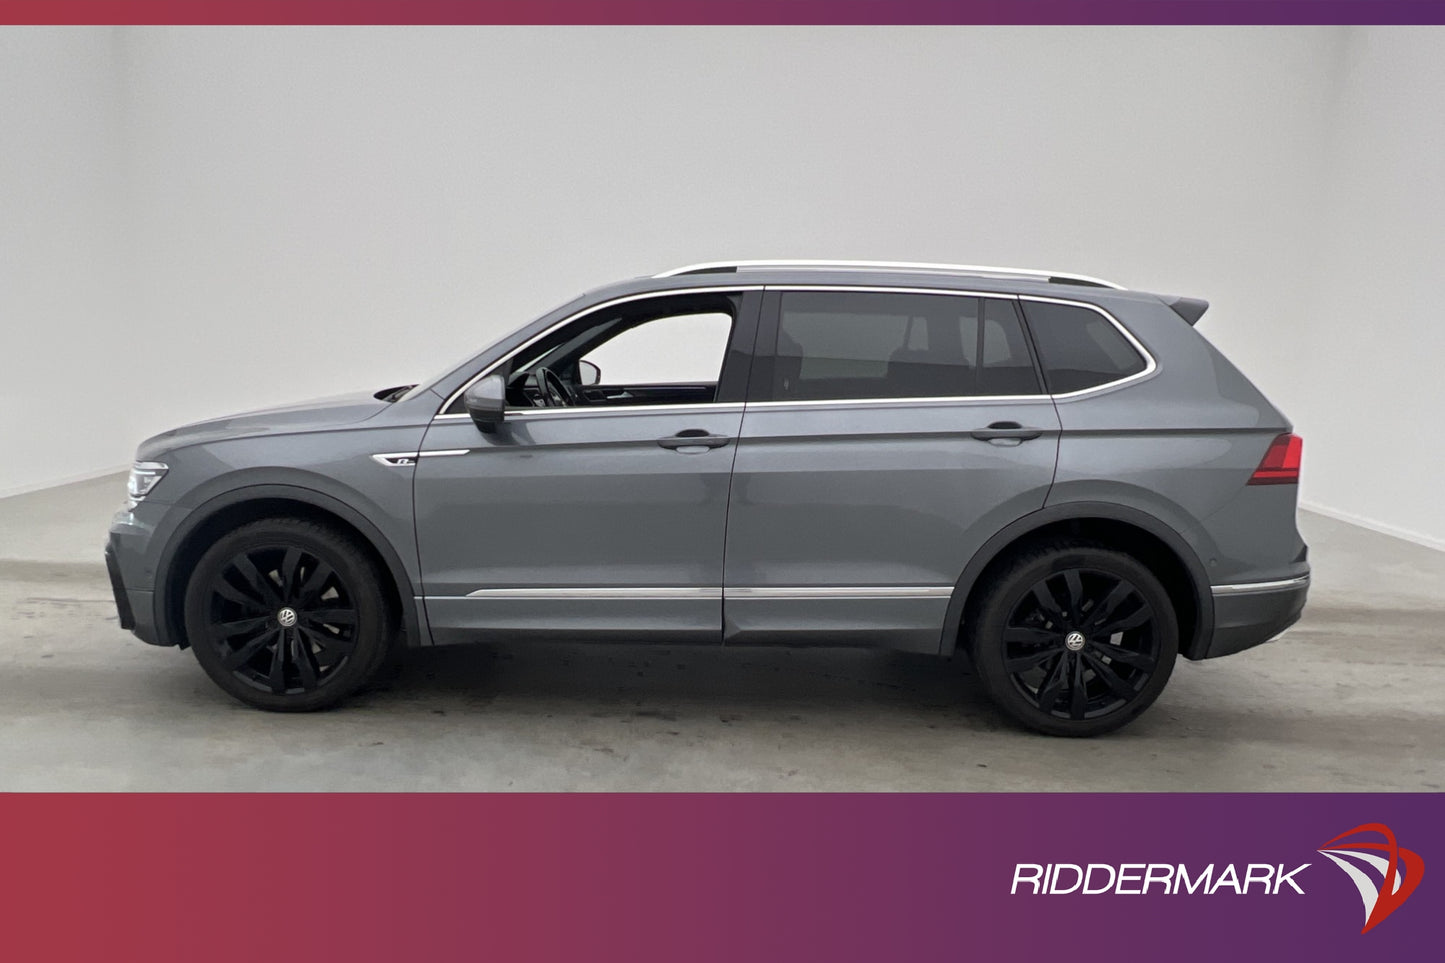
top-left (1164, 296), bottom-right (1209, 326)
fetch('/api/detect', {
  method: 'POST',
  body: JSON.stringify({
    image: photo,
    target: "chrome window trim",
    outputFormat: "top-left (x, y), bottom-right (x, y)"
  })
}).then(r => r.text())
top-left (430, 283), bottom-right (1157, 422)
top-left (508, 401), bottom-right (745, 421)
top-left (765, 284), bottom-right (1019, 299)
top-left (654, 260), bottom-right (1126, 290)
top-left (435, 286), bottom-right (762, 419)
top-left (1016, 294), bottom-right (1159, 400)
top-left (754, 285), bottom-right (1156, 406)
top-left (743, 395), bottom-right (1053, 411)
top-left (1211, 575), bottom-right (1310, 596)
top-left (432, 402), bottom-right (745, 422)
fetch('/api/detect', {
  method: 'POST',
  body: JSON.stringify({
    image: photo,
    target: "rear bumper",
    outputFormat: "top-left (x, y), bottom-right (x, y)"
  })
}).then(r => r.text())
top-left (1203, 574), bottom-right (1309, 658)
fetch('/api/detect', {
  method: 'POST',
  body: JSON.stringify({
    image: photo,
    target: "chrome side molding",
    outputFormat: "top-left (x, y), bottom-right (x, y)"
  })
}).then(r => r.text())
top-left (371, 449), bottom-right (469, 467)
top-left (726, 586), bottom-right (954, 600)
top-left (443, 585), bottom-right (955, 601)
top-left (1211, 575), bottom-right (1311, 596)
top-left (463, 587), bottom-right (722, 600)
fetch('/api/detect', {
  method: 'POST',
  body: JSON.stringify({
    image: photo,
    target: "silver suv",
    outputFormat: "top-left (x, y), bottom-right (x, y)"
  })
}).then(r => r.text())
top-left (106, 261), bottom-right (1309, 735)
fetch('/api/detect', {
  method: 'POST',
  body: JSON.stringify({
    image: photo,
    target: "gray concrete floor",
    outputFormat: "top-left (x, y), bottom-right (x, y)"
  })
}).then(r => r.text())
top-left (1, 473), bottom-right (1441, 791)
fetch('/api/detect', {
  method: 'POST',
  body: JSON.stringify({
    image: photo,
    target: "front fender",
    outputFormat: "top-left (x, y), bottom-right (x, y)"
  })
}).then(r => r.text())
top-left (151, 473), bottom-right (428, 650)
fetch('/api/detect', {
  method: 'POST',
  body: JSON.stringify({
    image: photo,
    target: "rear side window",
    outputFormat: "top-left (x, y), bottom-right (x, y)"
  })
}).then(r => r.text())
top-left (770, 291), bottom-right (1042, 401)
top-left (1021, 301), bottom-right (1147, 393)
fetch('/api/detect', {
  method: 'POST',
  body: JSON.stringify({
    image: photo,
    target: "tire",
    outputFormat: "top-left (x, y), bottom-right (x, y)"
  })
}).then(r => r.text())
top-left (183, 517), bottom-right (397, 711)
top-left (968, 540), bottom-right (1178, 737)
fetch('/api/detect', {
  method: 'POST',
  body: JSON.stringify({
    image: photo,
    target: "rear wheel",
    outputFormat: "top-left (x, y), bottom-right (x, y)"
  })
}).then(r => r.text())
top-left (183, 518), bottom-right (396, 711)
top-left (968, 541), bottom-right (1178, 737)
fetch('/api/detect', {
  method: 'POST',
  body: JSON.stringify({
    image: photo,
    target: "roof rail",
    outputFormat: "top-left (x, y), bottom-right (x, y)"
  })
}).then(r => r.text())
top-left (652, 259), bottom-right (1125, 290)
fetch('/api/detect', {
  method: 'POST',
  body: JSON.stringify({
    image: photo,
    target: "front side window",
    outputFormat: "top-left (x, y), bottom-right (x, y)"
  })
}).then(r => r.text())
top-left (441, 292), bottom-right (744, 415)
top-left (769, 291), bottom-right (1042, 402)
top-left (580, 311), bottom-right (732, 387)
top-left (1021, 300), bottom-right (1147, 394)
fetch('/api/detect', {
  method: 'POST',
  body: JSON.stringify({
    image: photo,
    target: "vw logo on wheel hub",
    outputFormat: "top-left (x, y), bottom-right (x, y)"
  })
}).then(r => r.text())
top-left (1064, 631), bottom-right (1086, 652)
top-left (276, 607), bottom-right (299, 628)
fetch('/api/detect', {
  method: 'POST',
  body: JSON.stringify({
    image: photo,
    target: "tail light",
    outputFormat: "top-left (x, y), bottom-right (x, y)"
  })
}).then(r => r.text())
top-left (1249, 433), bottom-right (1303, 485)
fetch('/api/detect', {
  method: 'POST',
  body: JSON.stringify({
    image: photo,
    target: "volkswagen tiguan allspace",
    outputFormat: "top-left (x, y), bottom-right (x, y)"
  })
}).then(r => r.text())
top-left (106, 260), bottom-right (1309, 735)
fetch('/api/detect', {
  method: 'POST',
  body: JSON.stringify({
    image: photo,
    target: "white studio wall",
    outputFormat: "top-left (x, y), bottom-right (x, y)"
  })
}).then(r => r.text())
top-left (1288, 27), bottom-right (1445, 550)
top-left (1, 26), bottom-right (1439, 549)
top-left (1, 30), bottom-right (132, 494)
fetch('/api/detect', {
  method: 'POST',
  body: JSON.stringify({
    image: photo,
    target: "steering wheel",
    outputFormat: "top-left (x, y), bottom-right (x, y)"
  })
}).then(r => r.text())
top-left (531, 366), bottom-right (578, 407)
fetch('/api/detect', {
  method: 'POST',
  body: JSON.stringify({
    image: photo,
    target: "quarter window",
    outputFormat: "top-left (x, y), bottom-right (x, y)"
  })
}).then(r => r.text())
top-left (1021, 301), bottom-right (1147, 393)
top-left (769, 291), bottom-right (1042, 402)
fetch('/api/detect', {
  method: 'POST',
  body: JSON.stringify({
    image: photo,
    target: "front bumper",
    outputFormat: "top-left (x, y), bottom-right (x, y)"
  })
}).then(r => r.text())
top-left (106, 533), bottom-right (162, 644)
top-left (1203, 574), bottom-right (1310, 658)
top-left (107, 501), bottom-right (175, 646)
top-left (103, 541), bottom-right (135, 630)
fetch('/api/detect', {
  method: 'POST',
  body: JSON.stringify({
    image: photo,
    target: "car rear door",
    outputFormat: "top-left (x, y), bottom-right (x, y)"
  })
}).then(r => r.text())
top-left (721, 287), bottom-right (1061, 653)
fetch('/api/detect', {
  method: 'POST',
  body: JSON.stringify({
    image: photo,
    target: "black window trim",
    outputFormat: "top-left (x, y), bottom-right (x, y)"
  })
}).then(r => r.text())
top-left (987, 296), bottom-right (1047, 397)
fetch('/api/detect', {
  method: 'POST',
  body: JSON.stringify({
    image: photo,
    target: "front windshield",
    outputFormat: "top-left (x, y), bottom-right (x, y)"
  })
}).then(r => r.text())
top-left (392, 292), bottom-right (591, 403)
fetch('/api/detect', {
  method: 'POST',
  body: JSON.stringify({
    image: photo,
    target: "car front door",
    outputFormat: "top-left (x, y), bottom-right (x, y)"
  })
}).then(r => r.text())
top-left (414, 289), bottom-right (761, 645)
top-left (722, 287), bottom-right (1062, 653)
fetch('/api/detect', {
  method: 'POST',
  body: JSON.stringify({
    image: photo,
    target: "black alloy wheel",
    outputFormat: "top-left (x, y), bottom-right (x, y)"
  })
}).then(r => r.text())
top-left (184, 518), bottom-right (394, 711)
top-left (1002, 569), bottom-right (1160, 721)
top-left (969, 541), bottom-right (1179, 737)
top-left (205, 544), bottom-right (358, 695)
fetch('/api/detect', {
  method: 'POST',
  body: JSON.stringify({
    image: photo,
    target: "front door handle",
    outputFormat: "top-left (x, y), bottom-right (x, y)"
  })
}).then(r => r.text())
top-left (970, 421), bottom-right (1044, 442)
top-left (657, 429), bottom-right (732, 451)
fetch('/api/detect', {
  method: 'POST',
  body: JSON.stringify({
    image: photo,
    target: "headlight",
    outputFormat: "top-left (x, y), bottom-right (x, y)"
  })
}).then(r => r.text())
top-left (127, 461), bottom-right (169, 501)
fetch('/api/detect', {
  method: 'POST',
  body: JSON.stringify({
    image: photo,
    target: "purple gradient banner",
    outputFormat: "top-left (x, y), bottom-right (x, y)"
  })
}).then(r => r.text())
top-left (5, 1), bottom-right (1445, 25)
top-left (0, 793), bottom-right (1432, 960)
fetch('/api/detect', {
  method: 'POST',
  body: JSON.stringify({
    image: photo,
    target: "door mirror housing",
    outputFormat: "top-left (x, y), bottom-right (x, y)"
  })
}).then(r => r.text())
top-left (577, 359), bottom-right (601, 386)
top-left (463, 375), bottom-right (507, 433)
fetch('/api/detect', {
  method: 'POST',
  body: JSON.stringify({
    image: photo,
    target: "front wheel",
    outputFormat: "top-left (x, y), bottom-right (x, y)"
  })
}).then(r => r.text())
top-left (184, 518), bottom-right (396, 711)
top-left (968, 541), bottom-right (1178, 737)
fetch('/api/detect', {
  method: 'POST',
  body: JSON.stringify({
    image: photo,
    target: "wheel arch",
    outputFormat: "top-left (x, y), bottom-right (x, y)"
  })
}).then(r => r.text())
top-left (940, 502), bottom-right (1214, 660)
top-left (153, 484), bottom-right (425, 651)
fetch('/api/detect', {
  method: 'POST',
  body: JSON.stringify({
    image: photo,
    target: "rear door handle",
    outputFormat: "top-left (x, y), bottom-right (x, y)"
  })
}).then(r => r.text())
top-left (657, 430), bottom-right (732, 451)
top-left (970, 421), bottom-right (1044, 441)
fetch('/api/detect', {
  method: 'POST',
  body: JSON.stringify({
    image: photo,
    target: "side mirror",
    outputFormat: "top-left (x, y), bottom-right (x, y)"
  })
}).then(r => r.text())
top-left (577, 359), bottom-right (601, 386)
top-left (463, 374), bottom-right (507, 433)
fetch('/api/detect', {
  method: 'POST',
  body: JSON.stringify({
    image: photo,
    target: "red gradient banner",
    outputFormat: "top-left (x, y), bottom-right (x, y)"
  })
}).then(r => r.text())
top-left (0, 793), bottom-right (1433, 961)
top-left (4, 2), bottom-right (1445, 25)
